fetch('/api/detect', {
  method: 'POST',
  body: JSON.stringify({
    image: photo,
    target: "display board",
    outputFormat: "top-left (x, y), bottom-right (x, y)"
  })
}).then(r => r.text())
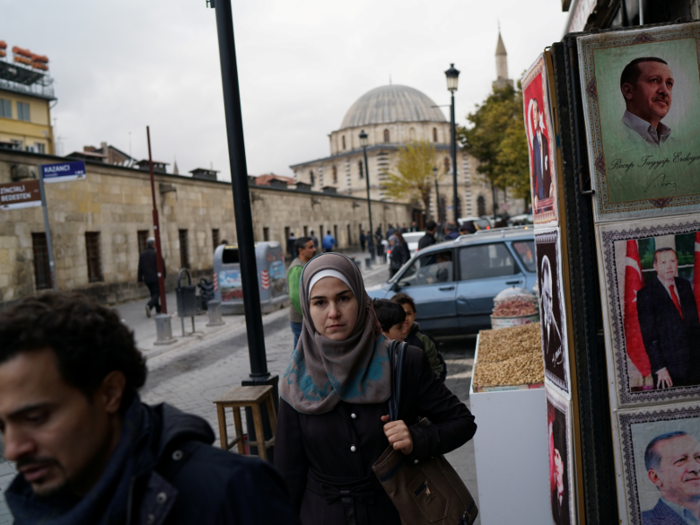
top-left (523, 54), bottom-right (559, 227)
top-left (578, 22), bottom-right (700, 222)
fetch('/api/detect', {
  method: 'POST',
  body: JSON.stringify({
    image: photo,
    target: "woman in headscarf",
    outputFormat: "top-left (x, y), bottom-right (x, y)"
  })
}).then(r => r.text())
top-left (275, 253), bottom-right (476, 525)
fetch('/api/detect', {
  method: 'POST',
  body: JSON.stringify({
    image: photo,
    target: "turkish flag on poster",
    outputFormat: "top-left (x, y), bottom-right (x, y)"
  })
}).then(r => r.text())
top-left (694, 232), bottom-right (700, 322)
top-left (624, 240), bottom-right (651, 378)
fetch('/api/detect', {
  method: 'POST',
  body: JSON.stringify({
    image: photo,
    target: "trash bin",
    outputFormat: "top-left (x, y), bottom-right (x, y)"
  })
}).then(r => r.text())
top-left (213, 242), bottom-right (289, 315)
top-left (176, 268), bottom-right (197, 335)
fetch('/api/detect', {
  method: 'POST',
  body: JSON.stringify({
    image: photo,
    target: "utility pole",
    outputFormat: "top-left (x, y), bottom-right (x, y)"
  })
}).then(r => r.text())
top-left (146, 126), bottom-right (167, 314)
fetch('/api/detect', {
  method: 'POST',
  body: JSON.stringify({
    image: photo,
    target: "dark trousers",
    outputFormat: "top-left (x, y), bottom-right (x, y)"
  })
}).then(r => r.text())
top-left (360, 241), bottom-right (365, 251)
top-left (146, 282), bottom-right (161, 314)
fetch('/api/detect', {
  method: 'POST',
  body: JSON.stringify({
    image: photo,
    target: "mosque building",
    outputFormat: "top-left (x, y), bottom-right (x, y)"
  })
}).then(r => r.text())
top-left (289, 31), bottom-right (525, 224)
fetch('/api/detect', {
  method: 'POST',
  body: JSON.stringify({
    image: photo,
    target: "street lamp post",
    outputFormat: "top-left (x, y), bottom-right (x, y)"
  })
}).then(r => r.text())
top-left (433, 166), bottom-right (440, 222)
top-left (359, 130), bottom-right (375, 262)
top-left (445, 63), bottom-right (460, 224)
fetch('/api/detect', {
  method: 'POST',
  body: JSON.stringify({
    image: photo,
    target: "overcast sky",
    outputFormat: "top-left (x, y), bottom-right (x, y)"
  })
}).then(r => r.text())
top-left (3, 0), bottom-right (568, 180)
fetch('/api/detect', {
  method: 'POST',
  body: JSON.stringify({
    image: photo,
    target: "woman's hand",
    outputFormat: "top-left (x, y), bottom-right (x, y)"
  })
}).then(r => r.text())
top-left (381, 415), bottom-right (413, 455)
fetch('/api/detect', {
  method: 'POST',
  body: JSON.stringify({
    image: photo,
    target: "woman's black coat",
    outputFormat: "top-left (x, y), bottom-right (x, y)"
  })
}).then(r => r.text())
top-left (275, 345), bottom-right (476, 525)
top-left (389, 242), bottom-right (410, 271)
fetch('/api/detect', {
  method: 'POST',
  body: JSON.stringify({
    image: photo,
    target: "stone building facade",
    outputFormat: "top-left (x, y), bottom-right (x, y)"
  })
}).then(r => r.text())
top-left (0, 149), bottom-right (412, 308)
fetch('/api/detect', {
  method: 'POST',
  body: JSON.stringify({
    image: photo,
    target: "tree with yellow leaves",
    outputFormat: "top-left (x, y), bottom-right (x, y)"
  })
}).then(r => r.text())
top-left (381, 140), bottom-right (440, 219)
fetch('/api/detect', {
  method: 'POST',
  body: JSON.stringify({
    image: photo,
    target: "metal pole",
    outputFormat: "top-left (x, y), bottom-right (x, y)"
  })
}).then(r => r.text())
top-left (37, 168), bottom-right (57, 291)
top-left (639, 0), bottom-right (644, 25)
top-left (433, 167), bottom-right (440, 222)
top-left (362, 145), bottom-right (376, 262)
top-left (213, 0), bottom-right (269, 379)
top-left (146, 126), bottom-right (168, 314)
top-left (450, 90), bottom-right (459, 223)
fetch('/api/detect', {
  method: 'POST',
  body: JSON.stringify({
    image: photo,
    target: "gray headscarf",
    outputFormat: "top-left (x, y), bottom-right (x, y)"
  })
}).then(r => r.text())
top-left (280, 253), bottom-right (391, 415)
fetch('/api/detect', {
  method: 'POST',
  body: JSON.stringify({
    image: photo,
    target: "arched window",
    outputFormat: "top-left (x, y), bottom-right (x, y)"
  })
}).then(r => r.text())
top-left (477, 195), bottom-right (486, 217)
top-left (342, 136), bottom-right (346, 150)
top-left (383, 129), bottom-right (390, 143)
top-left (358, 161), bottom-right (364, 179)
top-left (409, 127), bottom-right (416, 141)
top-left (444, 157), bottom-right (450, 173)
top-left (310, 170), bottom-right (315, 186)
top-left (433, 127), bottom-right (438, 142)
top-left (332, 165), bottom-right (338, 184)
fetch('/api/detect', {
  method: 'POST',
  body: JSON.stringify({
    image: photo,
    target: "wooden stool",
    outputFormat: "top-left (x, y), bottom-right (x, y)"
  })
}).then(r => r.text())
top-left (213, 385), bottom-right (277, 461)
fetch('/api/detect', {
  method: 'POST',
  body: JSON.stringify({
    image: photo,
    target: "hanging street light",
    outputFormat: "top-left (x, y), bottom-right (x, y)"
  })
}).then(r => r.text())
top-left (359, 130), bottom-right (375, 262)
top-left (445, 63), bottom-right (460, 223)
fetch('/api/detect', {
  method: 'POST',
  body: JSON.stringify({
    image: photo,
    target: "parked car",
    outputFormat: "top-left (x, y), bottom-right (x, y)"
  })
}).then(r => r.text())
top-left (508, 214), bottom-right (534, 227)
top-left (366, 229), bottom-right (537, 335)
top-left (458, 216), bottom-right (492, 232)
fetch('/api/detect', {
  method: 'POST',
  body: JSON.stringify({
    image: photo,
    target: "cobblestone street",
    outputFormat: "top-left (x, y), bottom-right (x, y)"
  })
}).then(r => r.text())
top-left (0, 259), bottom-right (480, 524)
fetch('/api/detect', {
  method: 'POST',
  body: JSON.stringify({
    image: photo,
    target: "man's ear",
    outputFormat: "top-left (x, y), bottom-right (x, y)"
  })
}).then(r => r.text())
top-left (621, 83), bottom-right (634, 101)
top-left (648, 468), bottom-right (663, 489)
top-left (97, 371), bottom-right (127, 415)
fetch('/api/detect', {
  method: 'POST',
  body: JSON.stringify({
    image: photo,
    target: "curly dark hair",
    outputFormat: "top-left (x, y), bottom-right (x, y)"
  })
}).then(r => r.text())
top-left (0, 292), bottom-right (147, 407)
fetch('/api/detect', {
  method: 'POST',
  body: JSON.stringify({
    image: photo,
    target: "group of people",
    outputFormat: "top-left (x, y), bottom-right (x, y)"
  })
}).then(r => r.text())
top-left (0, 240), bottom-right (475, 525)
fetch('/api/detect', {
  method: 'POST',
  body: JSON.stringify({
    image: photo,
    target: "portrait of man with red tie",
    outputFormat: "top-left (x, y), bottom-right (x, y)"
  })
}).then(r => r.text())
top-left (637, 247), bottom-right (700, 389)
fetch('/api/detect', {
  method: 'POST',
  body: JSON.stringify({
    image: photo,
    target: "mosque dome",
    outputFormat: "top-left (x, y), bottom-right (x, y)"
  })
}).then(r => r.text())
top-left (339, 84), bottom-right (447, 130)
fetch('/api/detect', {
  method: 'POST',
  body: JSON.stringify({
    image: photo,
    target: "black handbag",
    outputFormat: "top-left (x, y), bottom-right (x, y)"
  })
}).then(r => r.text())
top-left (372, 341), bottom-right (478, 525)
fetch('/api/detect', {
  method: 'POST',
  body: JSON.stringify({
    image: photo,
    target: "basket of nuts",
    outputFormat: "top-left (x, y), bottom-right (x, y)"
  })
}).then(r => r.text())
top-left (472, 322), bottom-right (544, 392)
top-left (490, 287), bottom-right (539, 329)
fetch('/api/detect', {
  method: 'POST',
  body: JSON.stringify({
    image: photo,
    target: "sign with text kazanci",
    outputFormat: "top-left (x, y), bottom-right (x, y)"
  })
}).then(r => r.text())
top-left (41, 161), bottom-right (86, 183)
top-left (0, 180), bottom-right (41, 210)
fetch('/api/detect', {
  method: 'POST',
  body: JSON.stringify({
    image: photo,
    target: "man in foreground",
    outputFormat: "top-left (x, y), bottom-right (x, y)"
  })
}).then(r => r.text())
top-left (643, 431), bottom-right (700, 525)
top-left (0, 293), bottom-right (298, 525)
top-left (287, 236), bottom-right (316, 349)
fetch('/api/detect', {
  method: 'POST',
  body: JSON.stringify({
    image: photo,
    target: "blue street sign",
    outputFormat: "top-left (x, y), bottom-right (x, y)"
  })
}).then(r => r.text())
top-left (41, 161), bottom-right (86, 183)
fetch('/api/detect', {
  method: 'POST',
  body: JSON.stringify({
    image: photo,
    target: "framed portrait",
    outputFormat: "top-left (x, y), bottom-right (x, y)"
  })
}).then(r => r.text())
top-left (546, 388), bottom-right (575, 525)
top-left (523, 54), bottom-right (559, 227)
top-left (597, 215), bottom-right (700, 406)
top-left (536, 229), bottom-right (570, 396)
top-left (615, 403), bottom-right (700, 525)
top-left (578, 22), bottom-right (700, 221)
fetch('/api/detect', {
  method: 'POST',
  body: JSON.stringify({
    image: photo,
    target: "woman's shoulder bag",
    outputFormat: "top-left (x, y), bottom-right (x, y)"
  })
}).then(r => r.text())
top-left (372, 340), bottom-right (478, 525)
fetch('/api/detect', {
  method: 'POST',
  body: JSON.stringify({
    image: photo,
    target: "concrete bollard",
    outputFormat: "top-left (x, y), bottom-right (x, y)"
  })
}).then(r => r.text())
top-left (206, 300), bottom-right (226, 327)
top-left (154, 314), bottom-right (176, 345)
top-left (365, 257), bottom-right (372, 269)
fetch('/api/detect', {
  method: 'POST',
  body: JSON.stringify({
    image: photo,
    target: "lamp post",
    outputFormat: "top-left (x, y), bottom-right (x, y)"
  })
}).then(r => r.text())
top-left (433, 165), bottom-right (440, 222)
top-left (445, 63), bottom-right (460, 223)
top-left (359, 130), bottom-right (375, 262)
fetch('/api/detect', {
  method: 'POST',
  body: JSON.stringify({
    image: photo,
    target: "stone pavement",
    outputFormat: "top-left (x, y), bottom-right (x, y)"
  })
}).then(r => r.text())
top-left (0, 252), bottom-right (482, 524)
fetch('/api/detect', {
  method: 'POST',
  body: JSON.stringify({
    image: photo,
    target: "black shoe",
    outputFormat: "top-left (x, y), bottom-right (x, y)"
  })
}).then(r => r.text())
top-left (145, 305), bottom-right (151, 318)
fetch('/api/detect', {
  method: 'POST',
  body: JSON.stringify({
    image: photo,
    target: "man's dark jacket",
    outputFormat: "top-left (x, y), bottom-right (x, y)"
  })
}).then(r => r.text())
top-left (417, 232), bottom-right (436, 250)
top-left (637, 276), bottom-right (700, 387)
top-left (137, 247), bottom-right (165, 284)
top-left (642, 498), bottom-right (688, 525)
top-left (5, 397), bottom-right (299, 525)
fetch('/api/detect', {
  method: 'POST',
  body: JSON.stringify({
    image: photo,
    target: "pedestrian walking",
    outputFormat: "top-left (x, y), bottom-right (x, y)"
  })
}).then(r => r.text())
top-left (321, 230), bottom-right (336, 253)
top-left (137, 237), bottom-right (165, 317)
top-left (444, 221), bottom-right (460, 240)
top-left (360, 230), bottom-right (366, 252)
top-left (418, 220), bottom-right (438, 250)
top-left (286, 230), bottom-right (297, 260)
top-left (275, 253), bottom-right (476, 525)
top-left (386, 224), bottom-right (395, 239)
top-left (0, 293), bottom-right (300, 525)
top-left (287, 236), bottom-right (316, 350)
top-left (309, 230), bottom-right (319, 249)
top-left (389, 230), bottom-right (410, 278)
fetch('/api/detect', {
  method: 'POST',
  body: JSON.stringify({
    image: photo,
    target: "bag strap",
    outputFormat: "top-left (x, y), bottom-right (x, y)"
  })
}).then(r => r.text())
top-left (387, 340), bottom-right (407, 422)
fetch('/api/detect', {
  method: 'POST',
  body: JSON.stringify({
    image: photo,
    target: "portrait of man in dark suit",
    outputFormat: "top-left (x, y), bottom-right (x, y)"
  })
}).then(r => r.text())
top-left (637, 248), bottom-right (700, 389)
top-left (550, 414), bottom-right (570, 525)
top-left (541, 255), bottom-right (564, 374)
top-left (642, 431), bottom-right (700, 525)
top-left (529, 98), bottom-right (553, 209)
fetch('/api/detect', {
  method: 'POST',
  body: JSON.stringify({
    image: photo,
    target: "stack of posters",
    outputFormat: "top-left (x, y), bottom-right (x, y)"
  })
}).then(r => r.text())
top-left (578, 21), bottom-right (700, 525)
top-left (523, 53), bottom-right (576, 525)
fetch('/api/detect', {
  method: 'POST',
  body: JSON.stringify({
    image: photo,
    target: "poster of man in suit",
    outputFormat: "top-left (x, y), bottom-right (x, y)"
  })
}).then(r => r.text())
top-left (523, 54), bottom-right (558, 225)
top-left (613, 231), bottom-right (700, 393)
top-left (536, 230), bottom-right (569, 395)
top-left (547, 389), bottom-right (574, 525)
